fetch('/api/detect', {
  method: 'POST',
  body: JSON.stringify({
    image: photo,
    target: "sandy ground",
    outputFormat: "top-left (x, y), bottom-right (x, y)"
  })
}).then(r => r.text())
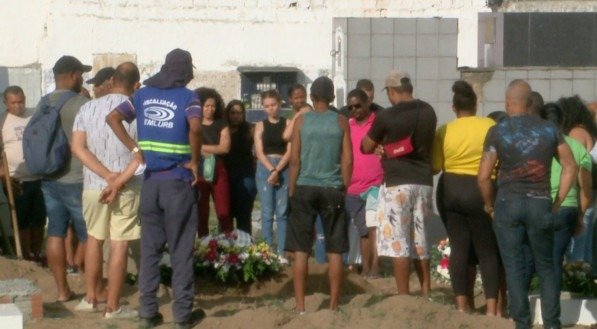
top-left (1, 256), bottom-right (594, 329)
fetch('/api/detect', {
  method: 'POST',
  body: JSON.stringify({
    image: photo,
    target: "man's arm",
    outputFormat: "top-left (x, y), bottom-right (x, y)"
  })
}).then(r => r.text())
top-left (71, 131), bottom-right (117, 183)
top-left (184, 117), bottom-right (202, 186)
top-left (338, 115), bottom-right (353, 189)
top-left (578, 167), bottom-right (592, 214)
top-left (554, 142), bottom-right (578, 213)
top-left (361, 135), bottom-right (378, 154)
top-left (99, 158), bottom-right (140, 204)
top-left (275, 119), bottom-right (292, 172)
top-left (106, 109), bottom-right (143, 164)
top-left (576, 166), bottom-right (592, 235)
top-left (478, 150), bottom-right (498, 217)
top-left (288, 115), bottom-right (303, 197)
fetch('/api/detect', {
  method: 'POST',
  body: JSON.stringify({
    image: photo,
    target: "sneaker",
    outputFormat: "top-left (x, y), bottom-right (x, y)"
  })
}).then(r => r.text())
top-left (139, 313), bottom-right (164, 329)
top-left (279, 256), bottom-right (290, 266)
top-left (74, 298), bottom-right (98, 312)
top-left (104, 306), bottom-right (138, 319)
top-left (173, 309), bottom-right (205, 329)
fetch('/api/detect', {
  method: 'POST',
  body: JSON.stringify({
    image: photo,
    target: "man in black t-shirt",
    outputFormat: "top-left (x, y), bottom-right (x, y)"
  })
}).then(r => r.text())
top-left (362, 71), bottom-right (436, 297)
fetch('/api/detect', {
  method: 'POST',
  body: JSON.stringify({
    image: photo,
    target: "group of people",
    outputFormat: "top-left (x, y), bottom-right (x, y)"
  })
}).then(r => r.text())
top-left (0, 47), bottom-right (596, 329)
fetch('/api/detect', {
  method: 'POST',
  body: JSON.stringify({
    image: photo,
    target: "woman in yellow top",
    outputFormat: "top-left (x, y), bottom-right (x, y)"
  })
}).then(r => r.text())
top-left (432, 80), bottom-right (500, 315)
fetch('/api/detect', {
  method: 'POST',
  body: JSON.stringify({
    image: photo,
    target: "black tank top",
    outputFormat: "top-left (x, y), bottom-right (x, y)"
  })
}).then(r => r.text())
top-left (202, 119), bottom-right (226, 145)
top-left (262, 117), bottom-right (287, 155)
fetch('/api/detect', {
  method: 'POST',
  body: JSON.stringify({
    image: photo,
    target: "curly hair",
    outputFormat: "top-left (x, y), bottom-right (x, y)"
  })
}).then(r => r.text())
top-left (559, 95), bottom-right (597, 138)
top-left (195, 87), bottom-right (225, 120)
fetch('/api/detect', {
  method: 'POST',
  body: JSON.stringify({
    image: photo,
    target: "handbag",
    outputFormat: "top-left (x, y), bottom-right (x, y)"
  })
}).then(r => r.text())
top-left (383, 135), bottom-right (414, 158)
top-left (383, 101), bottom-right (420, 159)
top-left (202, 154), bottom-right (216, 183)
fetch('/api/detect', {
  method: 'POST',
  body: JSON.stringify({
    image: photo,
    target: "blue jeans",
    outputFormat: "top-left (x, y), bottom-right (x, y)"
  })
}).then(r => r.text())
top-left (493, 196), bottom-right (560, 329)
top-left (567, 206), bottom-right (594, 262)
top-left (523, 206), bottom-right (579, 294)
top-left (256, 156), bottom-right (288, 255)
top-left (42, 181), bottom-right (87, 242)
top-left (553, 207), bottom-right (578, 290)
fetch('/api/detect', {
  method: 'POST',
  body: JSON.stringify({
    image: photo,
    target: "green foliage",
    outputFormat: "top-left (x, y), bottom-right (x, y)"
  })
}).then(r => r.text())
top-left (562, 262), bottom-right (597, 298)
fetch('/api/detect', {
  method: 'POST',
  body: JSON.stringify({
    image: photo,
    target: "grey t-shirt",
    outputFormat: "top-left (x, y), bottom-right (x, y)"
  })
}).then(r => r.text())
top-left (37, 90), bottom-right (88, 184)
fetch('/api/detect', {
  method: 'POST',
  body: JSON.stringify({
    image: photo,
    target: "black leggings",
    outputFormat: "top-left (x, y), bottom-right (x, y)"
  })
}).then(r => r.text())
top-left (437, 173), bottom-right (500, 299)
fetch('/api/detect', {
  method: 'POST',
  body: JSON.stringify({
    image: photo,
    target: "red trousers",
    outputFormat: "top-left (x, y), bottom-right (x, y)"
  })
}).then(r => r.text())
top-left (196, 158), bottom-right (233, 237)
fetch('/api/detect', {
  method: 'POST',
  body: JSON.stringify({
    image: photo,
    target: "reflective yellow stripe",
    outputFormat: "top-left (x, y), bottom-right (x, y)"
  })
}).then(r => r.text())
top-left (138, 140), bottom-right (191, 154)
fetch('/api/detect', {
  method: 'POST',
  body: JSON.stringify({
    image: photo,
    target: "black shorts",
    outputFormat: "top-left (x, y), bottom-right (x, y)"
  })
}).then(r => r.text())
top-left (285, 185), bottom-right (348, 254)
top-left (15, 180), bottom-right (47, 229)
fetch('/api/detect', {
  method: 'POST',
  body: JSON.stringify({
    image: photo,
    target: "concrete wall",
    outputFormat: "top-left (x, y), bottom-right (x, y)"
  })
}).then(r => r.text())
top-left (0, 0), bottom-right (489, 102)
top-left (336, 17), bottom-right (459, 125)
top-left (463, 67), bottom-right (597, 116)
top-left (0, 0), bottom-right (593, 105)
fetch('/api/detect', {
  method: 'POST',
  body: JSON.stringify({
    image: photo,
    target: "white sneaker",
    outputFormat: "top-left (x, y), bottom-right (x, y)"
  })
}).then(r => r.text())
top-left (104, 306), bottom-right (139, 319)
top-left (279, 256), bottom-right (290, 266)
top-left (74, 298), bottom-right (98, 312)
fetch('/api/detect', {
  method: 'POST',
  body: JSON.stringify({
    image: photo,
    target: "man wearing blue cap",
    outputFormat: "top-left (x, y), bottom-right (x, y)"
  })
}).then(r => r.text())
top-left (107, 48), bottom-right (203, 329)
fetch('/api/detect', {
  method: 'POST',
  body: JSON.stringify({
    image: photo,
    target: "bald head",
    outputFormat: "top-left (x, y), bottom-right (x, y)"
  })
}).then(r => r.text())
top-left (113, 62), bottom-right (140, 92)
top-left (506, 79), bottom-right (532, 116)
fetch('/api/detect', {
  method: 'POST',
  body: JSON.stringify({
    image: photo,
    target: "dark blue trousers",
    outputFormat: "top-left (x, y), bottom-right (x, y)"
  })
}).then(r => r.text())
top-left (138, 179), bottom-right (198, 323)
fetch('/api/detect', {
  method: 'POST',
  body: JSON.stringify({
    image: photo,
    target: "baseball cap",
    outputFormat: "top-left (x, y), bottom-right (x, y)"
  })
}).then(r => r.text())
top-left (86, 67), bottom-right (116, 85)
top-left (52, 55), bottom-right (92, 75)
top-left (383, 70), bottom-right (411, 90)
top-left (144, 48), bottom-right (194, 89)
top-left (310, 76), bottom-right (335, 101)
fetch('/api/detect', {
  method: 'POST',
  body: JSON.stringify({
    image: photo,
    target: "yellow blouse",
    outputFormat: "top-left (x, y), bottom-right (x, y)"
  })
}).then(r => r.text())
top-left (432, 116), bottom-right (495, 176)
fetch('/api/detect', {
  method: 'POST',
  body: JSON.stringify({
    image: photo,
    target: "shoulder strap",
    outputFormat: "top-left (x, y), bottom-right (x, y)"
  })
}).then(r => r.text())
top-left (53, 91), bottom-right (78, 112)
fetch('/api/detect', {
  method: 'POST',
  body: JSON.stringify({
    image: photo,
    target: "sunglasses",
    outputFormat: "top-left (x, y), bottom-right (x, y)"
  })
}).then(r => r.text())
top-left (348, 103), bottom-right (362, 111)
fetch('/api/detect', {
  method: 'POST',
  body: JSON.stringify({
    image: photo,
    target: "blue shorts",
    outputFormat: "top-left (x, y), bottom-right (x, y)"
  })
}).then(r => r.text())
top-left (42, 181), bottom-right (87, 242)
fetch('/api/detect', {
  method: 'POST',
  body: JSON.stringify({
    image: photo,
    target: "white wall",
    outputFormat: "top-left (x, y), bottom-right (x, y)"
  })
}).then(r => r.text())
top-left (0, 0), bottom-right (593, 99)
top-left (0, 0), bottom-right (490, 98)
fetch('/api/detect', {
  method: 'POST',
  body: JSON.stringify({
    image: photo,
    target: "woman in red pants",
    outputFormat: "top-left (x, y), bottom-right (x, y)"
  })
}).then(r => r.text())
top-left (195, 87), bottom-right (232, 237)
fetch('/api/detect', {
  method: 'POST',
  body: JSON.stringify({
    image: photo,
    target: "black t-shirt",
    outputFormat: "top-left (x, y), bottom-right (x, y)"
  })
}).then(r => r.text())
top-left (223, 122), bottom-right (255, 176)
top-left (367, 99), bottom-right (437, 187)
top-left (202, 119), bottom-right (227, 145)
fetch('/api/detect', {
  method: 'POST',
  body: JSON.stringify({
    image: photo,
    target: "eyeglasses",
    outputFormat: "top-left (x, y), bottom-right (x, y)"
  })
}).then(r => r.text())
top-left (348, 103), bottom-right (362, 110)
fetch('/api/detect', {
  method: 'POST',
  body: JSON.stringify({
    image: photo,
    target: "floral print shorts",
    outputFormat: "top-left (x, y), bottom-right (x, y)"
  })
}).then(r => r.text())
top-left (375, 184), bottom-right (432, 259)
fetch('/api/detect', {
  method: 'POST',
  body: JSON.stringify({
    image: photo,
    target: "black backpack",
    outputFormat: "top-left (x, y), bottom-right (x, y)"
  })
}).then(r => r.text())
top-left (23, 91), bottom-right (77, 176)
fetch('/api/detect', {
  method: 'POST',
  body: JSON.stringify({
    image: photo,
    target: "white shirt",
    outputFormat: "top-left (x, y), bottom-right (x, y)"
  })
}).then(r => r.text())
top-left (2, 109), bottom-right (39, 181)
top-left (73, 93), bottom-right (139, 190)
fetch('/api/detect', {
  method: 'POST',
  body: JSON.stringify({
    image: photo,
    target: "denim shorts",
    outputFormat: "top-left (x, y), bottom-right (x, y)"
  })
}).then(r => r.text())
top-left (42, 181), bottom-right (87, 241)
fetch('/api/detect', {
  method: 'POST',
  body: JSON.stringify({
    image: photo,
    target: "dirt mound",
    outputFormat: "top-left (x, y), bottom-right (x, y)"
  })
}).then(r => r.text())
top-left (0, 257), bottom-right (587, 329)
